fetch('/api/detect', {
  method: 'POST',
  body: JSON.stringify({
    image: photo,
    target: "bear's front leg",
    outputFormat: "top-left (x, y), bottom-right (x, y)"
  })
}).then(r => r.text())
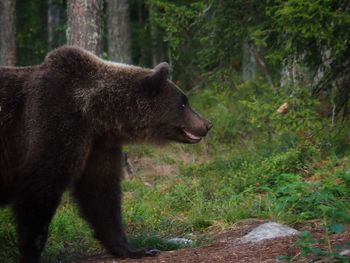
top-left (73, 143), bottom-right (159, 259)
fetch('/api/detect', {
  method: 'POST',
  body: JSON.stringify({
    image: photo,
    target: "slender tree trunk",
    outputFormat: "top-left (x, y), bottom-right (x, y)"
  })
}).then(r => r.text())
top-left (107, 0), bottom-right (132, 64)
top-left (149, 3), bottom-right (163, 67)
top-left (137, 0), bottom-right (146, 65)
top-left (47, 0), bottom-right (65, 51)
top-left (250, 44), bottom-right (274, 88)
top-left (0, 0), bottom-right (16, 66)
top-left (242, 39), bottom-right (257, 81)
top-left (67, 0), bottom-right (103, 56)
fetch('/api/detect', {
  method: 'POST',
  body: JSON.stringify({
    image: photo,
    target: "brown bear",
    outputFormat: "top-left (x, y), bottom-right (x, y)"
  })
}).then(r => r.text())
top-left (0, 46), bottom-right (212, 263)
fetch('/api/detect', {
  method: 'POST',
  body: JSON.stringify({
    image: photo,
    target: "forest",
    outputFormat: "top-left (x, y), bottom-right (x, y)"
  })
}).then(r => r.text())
top-left (0, 0), bottom-right (350, 262)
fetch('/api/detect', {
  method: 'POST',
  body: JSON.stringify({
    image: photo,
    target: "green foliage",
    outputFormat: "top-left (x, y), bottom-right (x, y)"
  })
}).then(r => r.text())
top-left (0, 209), bottom-right (18, 262)
top-left (16, 0), bottom-right (48, 65)
top-left (146, 0), bottom-right (206, 86)
top-left (262, 1), bottom-right (350, 63)
top-left (296, 231), bottom-right (319, 257)
top-left (16, 0), bottom-right (66, 66)
top-left (142, 0), bottom-right (350, 115)
top-left (149, 0), bottom-right (204, 54)
top-left (269, 172), bottom-right (350, 221)
top-left (279, 228), bottom-right (350, 262)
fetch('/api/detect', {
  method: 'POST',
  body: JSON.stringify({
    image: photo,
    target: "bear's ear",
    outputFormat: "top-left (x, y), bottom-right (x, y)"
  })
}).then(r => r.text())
top-left (141, 62), bottom-right (170, 97)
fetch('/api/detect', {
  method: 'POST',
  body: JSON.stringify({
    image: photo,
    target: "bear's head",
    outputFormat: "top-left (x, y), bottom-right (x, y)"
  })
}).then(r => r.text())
top-left (74, 55), bottom-right (212, 144)
top-left (132, 62), bottom-right (212, 144)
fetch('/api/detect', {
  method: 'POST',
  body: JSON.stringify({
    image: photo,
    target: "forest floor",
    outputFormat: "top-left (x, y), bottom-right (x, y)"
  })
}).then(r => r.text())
top-left (69, 150), bottom-right (350, 263)
top-left (74, 220), bottom-right (350, 263)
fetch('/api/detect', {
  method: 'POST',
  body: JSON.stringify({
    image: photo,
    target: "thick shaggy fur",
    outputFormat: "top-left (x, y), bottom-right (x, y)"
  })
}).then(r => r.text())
top-left (0, 46), bottom-right (211, 263)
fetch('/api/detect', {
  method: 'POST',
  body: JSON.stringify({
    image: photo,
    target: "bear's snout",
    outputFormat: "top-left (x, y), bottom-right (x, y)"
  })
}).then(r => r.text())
top-left (179, 106), bottom-right (212, 143)
top-left (189, 108), bottom-right (212, 135)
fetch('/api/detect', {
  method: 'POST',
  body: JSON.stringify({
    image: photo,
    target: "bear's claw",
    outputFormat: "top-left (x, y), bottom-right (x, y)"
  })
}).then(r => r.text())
top-left (145, 249), bottom-right (160, 257)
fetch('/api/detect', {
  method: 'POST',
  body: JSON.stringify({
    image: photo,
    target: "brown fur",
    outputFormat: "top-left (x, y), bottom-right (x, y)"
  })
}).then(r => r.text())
top-left (0, 46), bottom-right (211, 263)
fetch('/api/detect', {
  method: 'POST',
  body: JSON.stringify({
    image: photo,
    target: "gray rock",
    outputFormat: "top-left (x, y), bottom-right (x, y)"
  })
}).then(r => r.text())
top-left (241, 222), bottom-right (299, 243)
top-left (167, 237), bottom-right (194, 246)
top-left (340, 249), bottom-right (350, 256)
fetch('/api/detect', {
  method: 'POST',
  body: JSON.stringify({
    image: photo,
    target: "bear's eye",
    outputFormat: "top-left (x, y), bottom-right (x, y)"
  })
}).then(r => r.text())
top-left (181, 104), bottom-right (185, 108)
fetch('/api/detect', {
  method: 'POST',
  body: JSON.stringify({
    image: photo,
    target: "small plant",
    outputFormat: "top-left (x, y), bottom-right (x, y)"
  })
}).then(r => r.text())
top-left (278, 225), bottom-right (350, 262)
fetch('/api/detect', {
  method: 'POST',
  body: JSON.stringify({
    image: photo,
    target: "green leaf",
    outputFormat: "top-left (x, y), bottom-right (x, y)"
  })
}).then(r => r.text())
top-left (329, 223), bottom-right (345, 234)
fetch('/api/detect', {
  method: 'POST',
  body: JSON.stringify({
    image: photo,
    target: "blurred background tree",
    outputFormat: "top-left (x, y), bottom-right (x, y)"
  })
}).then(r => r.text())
top-left (16, 0), bottom-right (48, 65)
top-left (107, 0), bottom-right (132, 63)
top-left (0, 0), bottom-right (16, 65)
top-left (47, 0), bottom-right (66, 51)
top-left (67, 0), bottom-right (103, 56)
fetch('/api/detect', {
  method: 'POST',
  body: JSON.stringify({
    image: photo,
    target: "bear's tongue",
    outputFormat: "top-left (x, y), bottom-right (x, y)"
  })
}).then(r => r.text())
top-left (183, 129), bottom-right (201, 140)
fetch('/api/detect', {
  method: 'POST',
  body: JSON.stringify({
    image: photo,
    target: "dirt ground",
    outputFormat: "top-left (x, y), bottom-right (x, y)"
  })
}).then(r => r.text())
top-left (73, 220), bottom-right (350, 263)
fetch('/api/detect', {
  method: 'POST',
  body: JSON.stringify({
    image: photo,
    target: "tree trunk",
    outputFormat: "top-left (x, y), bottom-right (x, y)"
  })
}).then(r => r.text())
top-left (250, 44), bottom-right (274, 88)
top-left (281, 53), bottom-right (313, 89)
top-left (67, 0), bottom-right (103, 56)
top-left (242, 39), bottom-right (257, 81)
top-left (136, 0), bottom-right (147, 65)
top-left (107, 0), bottom-right (132, 64)
top-left (47, 0), bottom-right (65, 51)
top-left (149, 3), bottom-right (163, 67)
top-left (0, 0), bottom-right (16, 66)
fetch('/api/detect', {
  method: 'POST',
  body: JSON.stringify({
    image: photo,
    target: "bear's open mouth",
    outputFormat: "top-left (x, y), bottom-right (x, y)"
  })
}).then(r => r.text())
top-left (182, 128), bottom-right (202, 142)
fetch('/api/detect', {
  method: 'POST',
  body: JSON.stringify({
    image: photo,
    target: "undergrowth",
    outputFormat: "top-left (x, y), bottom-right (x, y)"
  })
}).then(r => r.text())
top-left (0, 79), bottom-right (349, 262)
